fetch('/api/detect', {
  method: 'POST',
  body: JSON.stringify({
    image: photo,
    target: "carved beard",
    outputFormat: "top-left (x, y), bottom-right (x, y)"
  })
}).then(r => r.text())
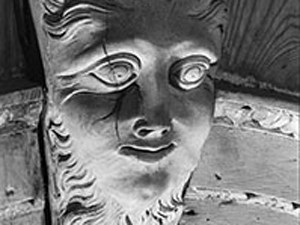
top-left (45, 110), bottom-right (192, 225)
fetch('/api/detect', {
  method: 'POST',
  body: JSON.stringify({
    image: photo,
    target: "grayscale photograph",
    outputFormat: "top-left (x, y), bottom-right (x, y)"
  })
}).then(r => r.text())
top-left (0, 0), bottom-right (299, 224)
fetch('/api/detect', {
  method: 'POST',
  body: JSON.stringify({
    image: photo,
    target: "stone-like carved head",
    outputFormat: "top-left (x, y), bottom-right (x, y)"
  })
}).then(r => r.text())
top-left (29, 0), bottom-right (228, 224)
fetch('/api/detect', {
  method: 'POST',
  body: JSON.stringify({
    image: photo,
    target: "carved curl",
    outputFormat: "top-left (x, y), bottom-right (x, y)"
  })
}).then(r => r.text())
top-left (189, 0), bottom-right (228, 32)
top-left (42, 0), bottom-right (117, 40)
top-left (42, 0), bottom-right (229, 41)
top-left (47, 115), bottom-right (110, 225)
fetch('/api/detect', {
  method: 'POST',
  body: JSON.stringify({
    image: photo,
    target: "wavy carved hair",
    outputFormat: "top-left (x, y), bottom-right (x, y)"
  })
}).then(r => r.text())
top-left (42, 0), bottom-right (228, 41)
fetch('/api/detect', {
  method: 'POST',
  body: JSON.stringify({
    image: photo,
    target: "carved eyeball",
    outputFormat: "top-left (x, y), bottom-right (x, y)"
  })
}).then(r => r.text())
top-left (92, 62), bottom-right (137, 86)
top-left (109, 64), bottom-right (133, 84)
top-left (169, 56), bottom-right (210, 91)
top-left (89, 57), bottom-right (140, 91)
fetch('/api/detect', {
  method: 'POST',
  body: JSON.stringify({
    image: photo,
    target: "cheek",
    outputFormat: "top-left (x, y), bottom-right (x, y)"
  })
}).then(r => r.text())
top-left (60, 93), bottom-right (121, 135)
top-left (170, 81), bottom-right (214, 156)
top-left (171, 81), bottom-right (214, 127)
top-left (56, 93), bottom-right (125, 161)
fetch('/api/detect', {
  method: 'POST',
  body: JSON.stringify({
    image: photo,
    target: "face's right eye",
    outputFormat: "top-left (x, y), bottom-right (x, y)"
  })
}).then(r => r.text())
top-left (71, 53), bottom-right (142, 93)
top-left (56, 53), bottom-right (141, 103)
top-left (89, 60), bottom-right (138, 88)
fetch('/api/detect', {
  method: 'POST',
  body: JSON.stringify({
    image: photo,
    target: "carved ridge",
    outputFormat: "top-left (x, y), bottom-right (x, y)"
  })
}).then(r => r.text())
top-left (47, 114), bottom-right (111, 225)
top-left (214, 98), bottom-right (299, 140)
top-left (185, 186), bottom-right (300, 217)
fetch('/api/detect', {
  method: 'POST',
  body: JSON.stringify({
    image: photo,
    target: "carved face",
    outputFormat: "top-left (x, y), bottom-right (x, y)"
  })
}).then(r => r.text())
top-left (30, 0), bottom-right (227, 224)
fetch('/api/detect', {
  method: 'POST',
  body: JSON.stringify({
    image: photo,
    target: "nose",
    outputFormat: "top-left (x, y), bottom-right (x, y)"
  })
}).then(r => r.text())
top-left (133, 118), bottom-right (171, 140)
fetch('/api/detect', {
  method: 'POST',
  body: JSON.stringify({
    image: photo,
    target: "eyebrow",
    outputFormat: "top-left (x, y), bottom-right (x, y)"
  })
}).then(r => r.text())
top-left (43, 0), bottom-right (126, 41)
top-left (170, 42), bottom-right (218, 63)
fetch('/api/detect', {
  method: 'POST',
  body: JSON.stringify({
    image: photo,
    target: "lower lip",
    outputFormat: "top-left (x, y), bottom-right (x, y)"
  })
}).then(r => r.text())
top-left (119, 143), bottom-right (176, 163)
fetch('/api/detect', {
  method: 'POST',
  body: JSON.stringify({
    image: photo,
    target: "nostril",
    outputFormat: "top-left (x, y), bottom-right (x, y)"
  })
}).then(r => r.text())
top-left (161, 128), bottom-right (169, 135)
top-left (135, 126), bottom-right (171, 139)
top-left (133, 118), bottom-right (172, 139)
top-left (137, 128), bottom-right (154, 137)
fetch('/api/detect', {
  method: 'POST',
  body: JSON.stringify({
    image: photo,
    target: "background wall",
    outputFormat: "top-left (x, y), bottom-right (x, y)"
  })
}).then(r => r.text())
top-left (220, 0), bottom-right (300, 95)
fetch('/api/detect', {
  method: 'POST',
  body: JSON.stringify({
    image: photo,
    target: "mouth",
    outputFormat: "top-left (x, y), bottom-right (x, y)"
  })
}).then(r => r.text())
top-left (119, 143), bottom-right (176, 163)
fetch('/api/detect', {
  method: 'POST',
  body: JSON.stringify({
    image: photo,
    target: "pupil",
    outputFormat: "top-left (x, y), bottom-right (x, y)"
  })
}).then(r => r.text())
top-left (113, 67), bottom-right (128, 81)
top-left (184, 67), bottom-right (202, 82)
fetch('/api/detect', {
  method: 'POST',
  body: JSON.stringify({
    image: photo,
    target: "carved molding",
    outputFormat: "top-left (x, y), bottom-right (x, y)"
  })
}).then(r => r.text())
top-left (0, 87), bottom-right (43, 133)
top-left (214, 94), bottom-right (299, 141)
top-left (185, 186), bottom-right (300, 218)
top-left (0, 198), bottom-right (44, 221)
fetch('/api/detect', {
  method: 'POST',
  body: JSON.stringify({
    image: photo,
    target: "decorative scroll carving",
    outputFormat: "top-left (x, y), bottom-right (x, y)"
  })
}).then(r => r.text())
top-left (0, 199), bottom-right (44, 221)
top-left (214, 97), bottom-right (299, 140)
top-left (185, 186), bottom-right (300, 217)
top-left (0, 87), bottom-right (43, 133)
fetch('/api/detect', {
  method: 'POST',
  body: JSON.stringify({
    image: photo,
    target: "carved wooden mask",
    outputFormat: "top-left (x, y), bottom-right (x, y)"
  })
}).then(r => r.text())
top-left (29, 0), bottom-right (228, 224)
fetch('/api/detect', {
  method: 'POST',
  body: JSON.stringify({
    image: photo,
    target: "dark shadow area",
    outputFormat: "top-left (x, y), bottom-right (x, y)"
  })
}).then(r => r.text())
top-left (12, 0), bottom-right (46, 88)
top-left (12, 1), bottom-right (51, 224)
top-left (215, 79), bottom-right (300, 104)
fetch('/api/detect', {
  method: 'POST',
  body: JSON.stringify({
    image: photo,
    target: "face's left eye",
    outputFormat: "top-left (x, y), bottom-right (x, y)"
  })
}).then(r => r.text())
top-left (169, 56), bottom-right (210, 91)
top-left (180, 64), bottom-right (207, 83)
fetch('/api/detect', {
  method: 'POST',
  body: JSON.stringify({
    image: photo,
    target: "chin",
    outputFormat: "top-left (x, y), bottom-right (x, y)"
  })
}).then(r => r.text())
top-left (108, 165), bottom-right (192, 225)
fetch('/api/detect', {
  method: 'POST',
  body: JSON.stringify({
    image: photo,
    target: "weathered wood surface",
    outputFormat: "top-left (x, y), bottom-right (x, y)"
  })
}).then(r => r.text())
top-left (0, 210), bottom-right (44, 225)
top-left (198, 124), bottom-right (298, 202)
top-left (181, 106), bottom-right (299, 224)
top-left (181, 195), bottom-right (298, 225)
top-left (180, 91), bottom-right (299, 224)
top-left (0, 86), bottom-right (45, 224)
top-left (181, 124), bottom-right (299, 224)
top-left (220, 0), bottom-right (300, 95)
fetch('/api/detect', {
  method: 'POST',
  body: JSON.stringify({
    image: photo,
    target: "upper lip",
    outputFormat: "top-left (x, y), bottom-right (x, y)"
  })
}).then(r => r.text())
top-left (119, 142), bottom-right (176, 163)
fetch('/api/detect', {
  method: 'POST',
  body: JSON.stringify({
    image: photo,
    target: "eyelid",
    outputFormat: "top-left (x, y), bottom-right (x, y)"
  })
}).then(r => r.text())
top-left (59, 52), bottom-right (141, 77)
top-left (200, 50), bottom-right (217, 64)
top-left (89, 62), bottom-right (138, 87)
top-left (97, 53), bottom-right (142, 68)
top-left (171, 55), bottom-right (211, 72)
top-left (92, 56), bottom-right (139, 72)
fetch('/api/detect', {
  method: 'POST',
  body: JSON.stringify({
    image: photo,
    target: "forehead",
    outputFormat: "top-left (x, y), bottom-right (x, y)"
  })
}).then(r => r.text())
top-left (44, 0), bottom-right (219, 42)
top-left (41, 0), bottom-right (221, 72)
top-left (108, 7), bottom-right (212, 47)
top-left (108, 0), bottom-right (211, 40)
